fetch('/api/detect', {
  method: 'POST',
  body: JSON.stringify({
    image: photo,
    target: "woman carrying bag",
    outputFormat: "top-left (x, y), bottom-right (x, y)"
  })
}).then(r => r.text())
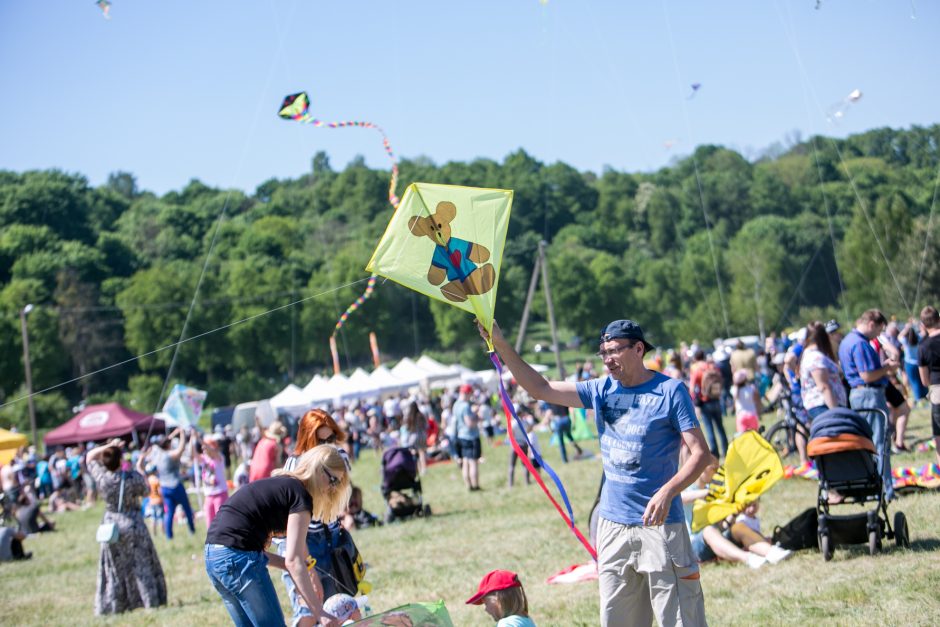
top-left (87, 438), bottom-right (167, 616)
top-left (277, 409), bottom-right (358, 626)
top-left (205, 444), bottom-right (350, 626)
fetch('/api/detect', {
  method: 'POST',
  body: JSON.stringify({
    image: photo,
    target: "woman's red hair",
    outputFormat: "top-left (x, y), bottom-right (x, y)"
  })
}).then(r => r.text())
top-left (295, 409), bottom-right (346, 455)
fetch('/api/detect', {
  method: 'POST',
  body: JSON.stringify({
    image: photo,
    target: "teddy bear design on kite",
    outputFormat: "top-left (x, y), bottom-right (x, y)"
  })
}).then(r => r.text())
top-left (408, 200), bottom-right (496, 303)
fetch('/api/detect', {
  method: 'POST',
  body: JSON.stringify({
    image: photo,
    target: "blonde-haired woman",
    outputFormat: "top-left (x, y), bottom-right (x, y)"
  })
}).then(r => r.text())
top-left (279, 409), bottom-right (350, 626)
top-left (205, 446), bottom-right (350, 627)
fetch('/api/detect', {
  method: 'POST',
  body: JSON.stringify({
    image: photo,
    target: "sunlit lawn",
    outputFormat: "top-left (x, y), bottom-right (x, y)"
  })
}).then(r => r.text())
top-left (2, 407), bottom-right (939, 626)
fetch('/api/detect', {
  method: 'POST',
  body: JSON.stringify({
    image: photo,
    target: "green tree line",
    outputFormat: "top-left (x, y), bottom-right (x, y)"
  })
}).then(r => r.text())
top-left (2, 125), bottom-right (939, 430)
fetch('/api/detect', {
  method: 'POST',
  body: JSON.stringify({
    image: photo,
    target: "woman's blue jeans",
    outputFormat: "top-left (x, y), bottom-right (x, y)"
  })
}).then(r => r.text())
top-left (161, 482), bottom-right (195, 539)
top-left (205, 544), bottom-right (285, 627)
top-left (905, 362), bottom-right (926, 400)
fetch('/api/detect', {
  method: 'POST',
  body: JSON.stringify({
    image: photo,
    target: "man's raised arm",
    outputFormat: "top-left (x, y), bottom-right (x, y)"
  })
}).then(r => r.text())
top-left (480, 320), bottom-right (584, 409)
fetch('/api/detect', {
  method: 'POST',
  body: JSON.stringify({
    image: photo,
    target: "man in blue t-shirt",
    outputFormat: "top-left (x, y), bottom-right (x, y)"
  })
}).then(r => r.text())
top-left (837, 308), bottom-right (899, 499)
top-left (482, 318), bottom-right (710, 627)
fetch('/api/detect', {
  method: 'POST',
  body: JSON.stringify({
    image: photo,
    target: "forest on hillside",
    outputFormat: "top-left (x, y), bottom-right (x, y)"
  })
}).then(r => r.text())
top-left (1, 124), bottom-right (939, 430)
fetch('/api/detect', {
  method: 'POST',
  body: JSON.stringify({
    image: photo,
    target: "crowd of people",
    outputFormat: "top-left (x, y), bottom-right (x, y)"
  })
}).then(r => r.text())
top-left (3, 304), bottom-right (939, 625)
top-left (646, 308), bottom-right (940, 470)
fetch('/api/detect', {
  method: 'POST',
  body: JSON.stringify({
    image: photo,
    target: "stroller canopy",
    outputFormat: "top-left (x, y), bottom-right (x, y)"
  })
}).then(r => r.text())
top-left (809, 407), bottom-right (873, 441)
top-left (808, 407), bottom-right (877, 457)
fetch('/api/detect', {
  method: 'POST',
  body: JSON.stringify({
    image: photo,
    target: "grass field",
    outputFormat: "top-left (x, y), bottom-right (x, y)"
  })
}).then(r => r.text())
top-left (2, 408), bottom-right (939, 626)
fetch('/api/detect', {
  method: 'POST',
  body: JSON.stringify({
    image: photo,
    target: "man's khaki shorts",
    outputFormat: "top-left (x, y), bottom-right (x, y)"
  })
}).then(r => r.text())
top-left (597, 518), bottom-right (707, 627)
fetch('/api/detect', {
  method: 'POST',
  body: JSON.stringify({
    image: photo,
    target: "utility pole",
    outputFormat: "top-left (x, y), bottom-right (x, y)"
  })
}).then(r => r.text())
top-left (19, 304), bottom-right (37, 450)
top-left (514, 242), bottom-right (566, 380)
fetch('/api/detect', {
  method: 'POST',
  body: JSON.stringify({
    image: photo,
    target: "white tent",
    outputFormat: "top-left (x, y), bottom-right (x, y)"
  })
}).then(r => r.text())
top-left (390, 357), bottom-right (428, 383)
top-left (469, 363), bottom-right (549, 391)
top-left (307, 373), bottom-right (349, 404)
top-left (340, 368), bottom-right (375, 401)
top-left (416, 355), bottom-right (460, 379)
top-left (436, 363), bottom-right (481, 389)
top-left (369, 365), bottom-right (419, 395)
top-left (231, 399), bottom-right (276, 432)
top-left (302, 374), bottom-right (327, 398)
top-left (269, 384), bottom-right (311, 417)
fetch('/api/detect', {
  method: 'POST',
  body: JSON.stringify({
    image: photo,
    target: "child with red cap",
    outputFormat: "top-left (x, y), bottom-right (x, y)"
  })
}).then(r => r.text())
top-left (467, 570), bottom-right (536, 626)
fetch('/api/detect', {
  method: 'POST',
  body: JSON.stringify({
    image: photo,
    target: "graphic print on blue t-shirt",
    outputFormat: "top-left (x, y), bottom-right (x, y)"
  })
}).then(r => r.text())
top-left (577, 372), bottom-right (698, 526)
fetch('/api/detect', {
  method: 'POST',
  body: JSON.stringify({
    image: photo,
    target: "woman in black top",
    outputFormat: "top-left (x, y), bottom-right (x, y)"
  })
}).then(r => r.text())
top-left (205, 445), bottom-right (350, 626)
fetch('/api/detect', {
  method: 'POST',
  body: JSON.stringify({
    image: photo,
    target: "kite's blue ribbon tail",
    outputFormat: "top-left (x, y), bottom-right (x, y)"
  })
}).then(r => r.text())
top-left (490, 352), bottom-right (576, 526)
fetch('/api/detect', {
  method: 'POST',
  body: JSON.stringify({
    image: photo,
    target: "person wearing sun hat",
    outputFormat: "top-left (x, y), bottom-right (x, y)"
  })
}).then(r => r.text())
top-left (467, 569), bottom-right (535, 626)
top-left (480, 318), bottom-right (710, 627)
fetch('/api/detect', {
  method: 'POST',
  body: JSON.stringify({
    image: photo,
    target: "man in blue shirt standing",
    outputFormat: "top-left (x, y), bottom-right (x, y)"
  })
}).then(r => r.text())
top-left (837, 309), bottom-right (900, 499)
top-left (481, 319), bottom-right (710, 627)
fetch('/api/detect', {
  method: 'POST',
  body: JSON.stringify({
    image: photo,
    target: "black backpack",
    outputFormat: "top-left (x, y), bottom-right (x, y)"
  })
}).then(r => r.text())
top-left (771, 507), bottom-right (818, 551)
top-left (330, 528), bottom-right (366, 596)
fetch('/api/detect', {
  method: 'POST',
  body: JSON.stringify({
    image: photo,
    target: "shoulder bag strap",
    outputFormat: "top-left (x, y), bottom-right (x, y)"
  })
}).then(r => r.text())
top-left (117, 470), bottom-right (126, 513)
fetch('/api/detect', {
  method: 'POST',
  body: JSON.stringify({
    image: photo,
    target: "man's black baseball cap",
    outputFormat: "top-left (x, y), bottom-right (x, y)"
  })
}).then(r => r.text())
top-left (599, 320), bottom-right (655, 354)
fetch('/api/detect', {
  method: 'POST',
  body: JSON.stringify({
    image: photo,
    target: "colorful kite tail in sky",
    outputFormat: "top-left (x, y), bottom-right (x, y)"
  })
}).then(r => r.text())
top-left (278, 91), bottom-right (400, 337)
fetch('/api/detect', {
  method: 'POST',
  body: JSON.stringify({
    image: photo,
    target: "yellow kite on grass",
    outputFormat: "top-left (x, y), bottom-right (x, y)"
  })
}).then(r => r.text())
top-left (691, 430), bottom-right (784, 532)
top-left (366, 183), bottom-right (513, 348)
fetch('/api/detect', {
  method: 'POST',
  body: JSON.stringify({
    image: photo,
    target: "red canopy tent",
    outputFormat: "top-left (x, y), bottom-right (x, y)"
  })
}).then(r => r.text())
top-left (44, 403), bottom-right (164, 447)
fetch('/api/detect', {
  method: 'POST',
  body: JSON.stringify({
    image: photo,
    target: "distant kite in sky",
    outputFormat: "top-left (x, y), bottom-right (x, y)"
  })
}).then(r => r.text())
top-left (278, 91), bottom-right (400, 343)
top-left (279, 91), bottom-right (400, 212)
top-left (663, 139), bottom-right (679, 150)
top-left (827, 88), bottom-right (863, 124)
top-left (96, 0), bottom-right (111, 19)
top-left (687, 83), bottom-right (701, 99)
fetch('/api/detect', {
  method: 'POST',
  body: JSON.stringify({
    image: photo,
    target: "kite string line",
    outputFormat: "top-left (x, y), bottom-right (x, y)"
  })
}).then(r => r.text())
top-left (302, 117), bottom-right (400, 337)
top-left (660, 0), bottom-right (731, 338)
top-left (581, 0), bottom-right (722, 333)
top-left (0, 276), bottom-right (370, 413)
top-left (146, 0), bottom-right (304, 431)
top-left (913, 163), bottom-right (940, 310)
top-left (771, 0), bottom-right (911, 316)
top-left (773, 0), bottom-right (849, 323)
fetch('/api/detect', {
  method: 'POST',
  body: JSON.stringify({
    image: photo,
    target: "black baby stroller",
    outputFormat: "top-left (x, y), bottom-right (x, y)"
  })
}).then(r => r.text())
top-left (808, 407), bottom-right (910, 561)
top-left (381, 447), bottom-right (431, 523)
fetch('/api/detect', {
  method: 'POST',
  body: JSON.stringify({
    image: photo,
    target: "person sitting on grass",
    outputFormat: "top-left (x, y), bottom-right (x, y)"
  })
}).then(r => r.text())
top-left (15, 493), bottom-right (55, 534)
top-left (0, 525), bottom-right (31, 561)
top-left (466, 569), bottom-right (536, 626)
top-left (341, 485), bottom-right (380, 531)
top-left (682, 459), bottom-right (791, 569)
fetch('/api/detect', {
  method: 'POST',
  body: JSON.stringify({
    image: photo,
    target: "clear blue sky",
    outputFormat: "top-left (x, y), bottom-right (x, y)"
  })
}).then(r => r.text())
top-left (1, 1), bottom-right (937, 196)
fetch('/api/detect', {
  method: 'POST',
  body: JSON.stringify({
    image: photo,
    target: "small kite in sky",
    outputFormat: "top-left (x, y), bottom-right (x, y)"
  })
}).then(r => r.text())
top-left (279, 91), bottom-right (400, 339)
top-left (826, 88), bottom-right (863, 123)
top-left (96, 0), bottom-right (111, 19)
top-left (663, 139), bottom-right (679, 150)
top-left (687, 83), bottom-right (701, 99)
